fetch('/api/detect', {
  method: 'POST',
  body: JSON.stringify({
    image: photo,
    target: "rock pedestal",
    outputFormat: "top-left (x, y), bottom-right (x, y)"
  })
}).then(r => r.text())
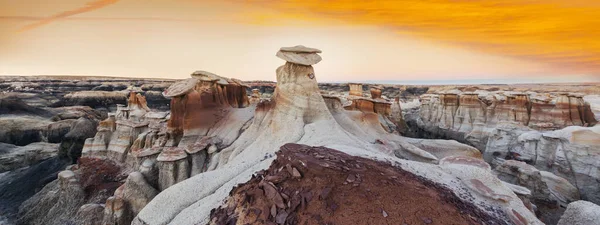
top-left (348, 83), bottom-right (363, 96)
top-left (156, 147), bottom-right (189, 190)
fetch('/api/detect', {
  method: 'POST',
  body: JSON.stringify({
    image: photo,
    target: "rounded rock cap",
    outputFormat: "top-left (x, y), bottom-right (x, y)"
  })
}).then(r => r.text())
top-left (163, 78), bottom-right (198, 97)
top-left (157, 147), bottom-right (188, 162)
top-left (276, 45), bottom-right (322, 66)
top-left (191, 70), bottom-right (229, 85)
top-left (280, 45), bottom-right (322, 53)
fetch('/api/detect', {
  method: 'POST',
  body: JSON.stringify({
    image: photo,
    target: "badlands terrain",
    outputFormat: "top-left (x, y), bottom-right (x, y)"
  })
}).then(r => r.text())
top-left (1, 46), bottom-right (600, 225)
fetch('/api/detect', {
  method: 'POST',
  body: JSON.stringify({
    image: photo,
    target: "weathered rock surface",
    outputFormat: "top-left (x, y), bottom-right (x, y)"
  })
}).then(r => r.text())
top-left (0, 142), bottom-right (59, 173)
top-left (1, 76), bottom-right (174, 110)
top-left (17, 157), bottom-right (126, 225)
top-left (557, 200), bottom-right (600, 225)
top-left (276, 45), bottom-right (322, 66)
top-left (484, 126), bottom-right (600, 205)
top-left (17, 170), bottom-right (86, 225)
top-left (132, 47), bottom-right (539, 225)
top-left (0, 157), bottom-right (69, 223)
top-left (210, 144), bottom-right (508, 225)
top-left (406, 88), bottom-right (600, 209)
top-left (0, 117), bottom-right (51, 146)
top-left (14, 49), bottom-right (595, 225)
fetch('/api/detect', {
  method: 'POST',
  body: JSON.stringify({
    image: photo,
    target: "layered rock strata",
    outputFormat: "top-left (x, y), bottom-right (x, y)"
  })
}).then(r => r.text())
top-left (485, 126), bottom-right (600, 205)
top-left (408, 89), bottom-right (600, 216)
top-left (417, 91), bottom-right (597, 141)
top-left (17, 71), bottom-right (257, 224)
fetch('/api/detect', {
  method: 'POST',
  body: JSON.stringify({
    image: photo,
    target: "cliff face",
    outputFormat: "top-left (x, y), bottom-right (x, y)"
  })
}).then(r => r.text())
top-left (414, 91), bottom-right (597, 149)
top-left (407, 90), bottom-right (600, 213)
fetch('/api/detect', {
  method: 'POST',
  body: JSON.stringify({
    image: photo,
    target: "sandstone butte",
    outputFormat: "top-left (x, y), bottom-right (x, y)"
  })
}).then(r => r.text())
top-left (16, 45), bottom-right (600, 225)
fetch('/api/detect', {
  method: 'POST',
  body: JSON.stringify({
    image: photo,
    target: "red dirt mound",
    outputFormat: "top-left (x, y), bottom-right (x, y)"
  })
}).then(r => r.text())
top-left (77, 157), bottom-right (127, 202)
top-left (209, 143), bottom-right (508, 225)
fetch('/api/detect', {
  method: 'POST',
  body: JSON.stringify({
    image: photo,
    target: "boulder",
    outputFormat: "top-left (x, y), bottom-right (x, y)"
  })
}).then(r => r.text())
top-left (557, 201), bottom-right (600, 225)
top-left (156, 147), bottom-right (189, 190)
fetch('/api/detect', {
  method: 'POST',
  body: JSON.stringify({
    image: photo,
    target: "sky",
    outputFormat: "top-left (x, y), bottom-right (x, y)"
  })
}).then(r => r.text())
top-left (0, 0), bottom-right (599, 83)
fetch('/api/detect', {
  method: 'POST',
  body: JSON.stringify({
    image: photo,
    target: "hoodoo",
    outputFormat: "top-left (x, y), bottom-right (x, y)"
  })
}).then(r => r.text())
top-left (133, 46), bottom-right (541, 225)
top-left (15, 46), bottom-right (558, 225)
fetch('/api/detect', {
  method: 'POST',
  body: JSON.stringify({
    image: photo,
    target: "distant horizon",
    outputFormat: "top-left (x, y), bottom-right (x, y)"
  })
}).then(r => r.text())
top-left (1, 74), bottom-right (598, 86)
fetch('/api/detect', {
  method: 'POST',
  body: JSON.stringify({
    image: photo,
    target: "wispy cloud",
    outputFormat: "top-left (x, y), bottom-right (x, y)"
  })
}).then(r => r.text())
top-left (234, 0), bottom-right (600, 74)
top-left (17, 0), bottom-right (120, 32)
top-left (1, 16), bottom-right (202, 22)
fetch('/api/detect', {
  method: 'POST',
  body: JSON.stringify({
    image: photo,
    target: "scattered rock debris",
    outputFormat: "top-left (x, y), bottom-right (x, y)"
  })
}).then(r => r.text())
top-left (209, 143), bottom-right (508, 225)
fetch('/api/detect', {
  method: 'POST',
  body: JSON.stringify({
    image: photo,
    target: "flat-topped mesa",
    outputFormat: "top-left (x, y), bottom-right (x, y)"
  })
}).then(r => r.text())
top-left (348, 83), bottom-right (363, 96)
top-left (163, 71), bottom-right (250, 136)
top-left (419, 91), bottom-right (597, 133)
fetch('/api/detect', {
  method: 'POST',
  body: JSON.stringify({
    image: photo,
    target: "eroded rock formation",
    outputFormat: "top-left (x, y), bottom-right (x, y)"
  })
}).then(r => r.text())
top-left (132, 46), bottom-right (541, 225)
top-left (210, 144), bottom-right (507, 225)
top-left (20, 46), bottom-right (598, 225)
top-left (406, 89), bottom-right (600, 222)
top-left (17, 70), bottom-right (255, 225)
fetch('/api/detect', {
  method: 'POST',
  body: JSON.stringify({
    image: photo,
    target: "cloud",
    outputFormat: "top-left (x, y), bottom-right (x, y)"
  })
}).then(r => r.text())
top-left (17, 0), bottom-right (120, 32)
top-left (234, 0), bottom-right (600, 74)
top-left (1, 16), bottom-right (202, 22)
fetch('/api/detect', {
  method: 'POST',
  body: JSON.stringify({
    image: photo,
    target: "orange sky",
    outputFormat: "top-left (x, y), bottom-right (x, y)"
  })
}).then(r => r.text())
top-left (0, 0), bottom-right (599, 83)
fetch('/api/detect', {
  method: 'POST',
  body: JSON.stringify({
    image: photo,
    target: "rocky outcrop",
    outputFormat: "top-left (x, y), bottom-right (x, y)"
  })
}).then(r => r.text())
top-left (0, 117), bottom-right (51, 146)
top-left (583, 95), bottom-right (600, 121)
top-left (38, 70), bottom-right (255, 224)
top-left (17, 157), bottom-right (126, 225)
top-left (416, 91), bottom-right (597, 139)
top-left (210, 144), bottom-right (508, 225)
top-left (1, 76), bottom-right (174, 110)
top-left (58, 117), bottom-right (99, 163)
top-left (0, 100), bottom-right (104, 175)
top-left (0, 157), bottom-right (70, 222)
top-left (133, 46), bottom-right (540, 225)
top-left (17, 170), bottom-right (86, 225)
top-left (408, 89), bottom-right (600, 209)
top-left (0, 142), bottom-right (59, 173)
top-left (486, 126), bottom-right (600, 205)
top-left (348, 83), bottom-right (363, 96)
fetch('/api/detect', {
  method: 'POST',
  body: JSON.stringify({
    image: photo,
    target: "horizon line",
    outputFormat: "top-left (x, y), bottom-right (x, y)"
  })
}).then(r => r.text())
top-left (1, 74), bottom-right (599, 85)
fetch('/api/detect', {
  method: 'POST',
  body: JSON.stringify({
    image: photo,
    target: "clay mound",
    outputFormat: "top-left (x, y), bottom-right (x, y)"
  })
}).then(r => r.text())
top-left (209, 143), bottom-right (506, 225)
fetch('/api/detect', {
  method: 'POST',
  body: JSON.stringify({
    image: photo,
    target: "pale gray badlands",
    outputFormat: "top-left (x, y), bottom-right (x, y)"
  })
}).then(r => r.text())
top-left (1, 46), bottom-right (599, 225)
